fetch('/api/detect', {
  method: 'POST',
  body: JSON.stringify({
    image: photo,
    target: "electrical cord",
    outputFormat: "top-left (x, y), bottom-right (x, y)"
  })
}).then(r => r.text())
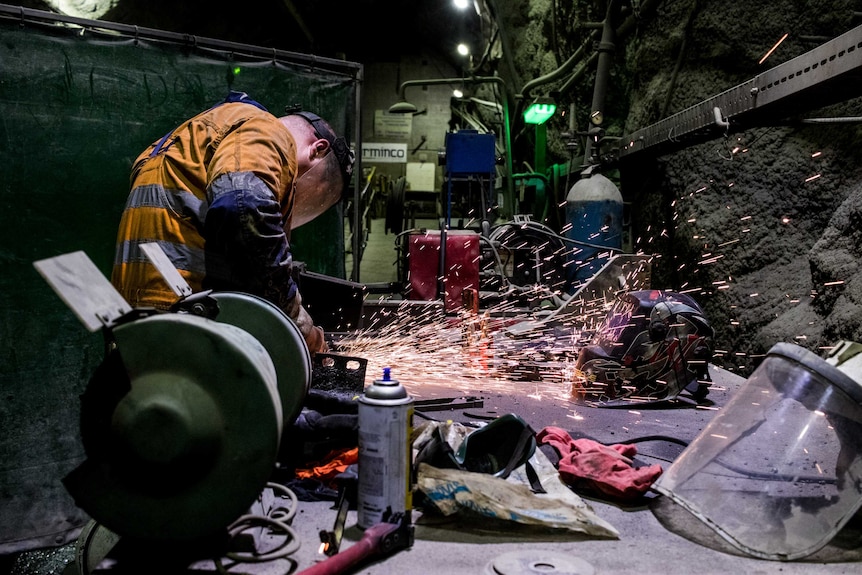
top-left (479, 234), bottom-right (513, 290)
top-left (219, 482), bottom-right (302, 565)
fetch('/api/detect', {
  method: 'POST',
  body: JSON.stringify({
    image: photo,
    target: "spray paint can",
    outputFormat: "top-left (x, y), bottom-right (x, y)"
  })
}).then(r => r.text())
top-left (357, 367), bottom-right (414, 529)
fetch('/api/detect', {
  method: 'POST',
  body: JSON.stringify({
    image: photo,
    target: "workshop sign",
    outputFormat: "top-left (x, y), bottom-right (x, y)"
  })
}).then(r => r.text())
top-left (362, 142), bottom-right (408, 164)
top-left (374, 110), bottom-right (412, 139)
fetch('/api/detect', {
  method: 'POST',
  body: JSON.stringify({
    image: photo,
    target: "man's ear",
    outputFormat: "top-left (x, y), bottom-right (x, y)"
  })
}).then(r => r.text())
top-left (309, 138), bottom-right (330, 160)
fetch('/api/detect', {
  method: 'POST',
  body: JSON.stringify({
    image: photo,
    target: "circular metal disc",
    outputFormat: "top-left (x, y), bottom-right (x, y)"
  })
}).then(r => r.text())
top-left (211, 292), bottom-right (311, 424)
top-left (68, 313), bottom-right (282, 541)
top-left (485, 550), bottom-right (596, 575)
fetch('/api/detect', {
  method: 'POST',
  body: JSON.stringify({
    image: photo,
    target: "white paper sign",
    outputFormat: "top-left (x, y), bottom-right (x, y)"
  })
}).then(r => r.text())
top-left (374, 110), bottom-right (412, 139)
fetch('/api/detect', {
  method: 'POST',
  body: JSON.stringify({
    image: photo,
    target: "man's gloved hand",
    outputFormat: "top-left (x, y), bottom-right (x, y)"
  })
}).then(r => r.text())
top-left (290, 295), bottom-right (328, 355)
top-left (305, 324), bottom-right (329, 356)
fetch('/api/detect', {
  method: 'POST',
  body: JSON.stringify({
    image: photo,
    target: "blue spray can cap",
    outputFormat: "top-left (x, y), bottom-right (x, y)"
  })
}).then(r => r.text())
top-left (367, 366), bottom-right (406, 399)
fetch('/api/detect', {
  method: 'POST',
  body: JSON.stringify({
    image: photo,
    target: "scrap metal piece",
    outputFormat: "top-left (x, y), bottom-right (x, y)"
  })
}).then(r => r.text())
top-left (505, 254), bottom-right (651, 337)
top-left (318, 489), bottom-right (350, 557)
top-left (414, 396), bottom-right (485, 413)
top-left (311, 353), bottom-right (367, 394)
top-left (71, 521), bottom-right (121, 575)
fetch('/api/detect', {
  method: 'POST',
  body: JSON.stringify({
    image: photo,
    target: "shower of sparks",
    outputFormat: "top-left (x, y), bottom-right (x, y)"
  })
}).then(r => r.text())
top-left (334, 288), bottom-right (621, 403)
top-left (759, 33), bottom-right (789, 65)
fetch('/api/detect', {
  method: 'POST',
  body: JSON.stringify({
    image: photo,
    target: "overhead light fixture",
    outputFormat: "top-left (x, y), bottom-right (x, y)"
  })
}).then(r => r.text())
top-left (457, 43), bottom-right (470, 56)
top-left (453, 89), bottom-right (464, 98)
top-left (523, 97), bottom-right (557, 125)
top-left (453, 0), bottom-right (470, 9)
top-left (388, 100), bottom-right (419, 114)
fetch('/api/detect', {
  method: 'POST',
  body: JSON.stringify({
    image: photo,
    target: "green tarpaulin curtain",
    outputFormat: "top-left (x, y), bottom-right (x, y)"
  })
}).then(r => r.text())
top-left (0, 8), bottom-right (360, 553)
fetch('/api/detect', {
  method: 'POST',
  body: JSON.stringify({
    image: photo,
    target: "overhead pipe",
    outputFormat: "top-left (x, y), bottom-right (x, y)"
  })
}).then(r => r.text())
top-left (582, 0), bottom-right (621, 167)
top-left (519, 0), bottom-right (664, 102)
top-left (0, 3), bottom-right (361, 76)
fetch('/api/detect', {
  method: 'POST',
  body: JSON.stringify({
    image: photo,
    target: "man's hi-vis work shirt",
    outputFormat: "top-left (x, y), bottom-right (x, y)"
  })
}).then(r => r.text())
top-left (111, 93), bottom-right (303, 320)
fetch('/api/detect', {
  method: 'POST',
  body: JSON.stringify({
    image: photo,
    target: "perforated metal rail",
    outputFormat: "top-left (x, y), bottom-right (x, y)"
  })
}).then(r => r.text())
top-left (617, 24), bottom-right (862, 160)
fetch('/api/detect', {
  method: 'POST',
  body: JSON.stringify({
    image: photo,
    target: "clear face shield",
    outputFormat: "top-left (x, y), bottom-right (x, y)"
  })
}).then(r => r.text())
top-left (652, 341), bottom-right (862, 561)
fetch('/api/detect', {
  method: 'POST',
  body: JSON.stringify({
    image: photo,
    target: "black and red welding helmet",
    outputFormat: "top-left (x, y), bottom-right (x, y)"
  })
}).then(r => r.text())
top-left (572, 289), bottom-right (715, 407)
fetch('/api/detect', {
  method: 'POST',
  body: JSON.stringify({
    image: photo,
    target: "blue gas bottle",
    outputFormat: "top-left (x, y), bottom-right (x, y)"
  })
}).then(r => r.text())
top-left (564, 172), bottom-right (623, 291)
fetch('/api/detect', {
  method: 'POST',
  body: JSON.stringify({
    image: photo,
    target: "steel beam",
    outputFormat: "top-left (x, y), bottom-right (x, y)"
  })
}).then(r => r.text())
top-left (618, 24), bottom-right (862, 161)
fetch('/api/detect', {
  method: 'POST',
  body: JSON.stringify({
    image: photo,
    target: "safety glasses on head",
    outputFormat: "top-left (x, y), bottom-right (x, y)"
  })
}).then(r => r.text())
top-left (287, 109), bottom-right (355, 198)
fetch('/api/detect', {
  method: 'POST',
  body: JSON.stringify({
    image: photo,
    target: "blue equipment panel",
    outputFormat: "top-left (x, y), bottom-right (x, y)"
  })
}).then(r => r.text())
top-left (445, 130), bottom-right (495, 174)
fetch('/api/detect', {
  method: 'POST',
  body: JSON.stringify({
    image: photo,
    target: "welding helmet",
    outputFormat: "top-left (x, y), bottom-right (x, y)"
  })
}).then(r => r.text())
top-left (652, 342), bottom-right (862, 561)
top-left (572, 289), bottom-right (714, 406)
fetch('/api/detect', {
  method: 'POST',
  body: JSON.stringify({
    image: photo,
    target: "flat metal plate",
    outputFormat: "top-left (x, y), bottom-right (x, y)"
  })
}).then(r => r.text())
top-left (139, 242), bottom-right (192, 298)
top-left (506, 253), bottom-right (651, 337)
top-left (311, 353), bottom-right (367, 393)
top-left (33, 251), bottom-right (132, 332)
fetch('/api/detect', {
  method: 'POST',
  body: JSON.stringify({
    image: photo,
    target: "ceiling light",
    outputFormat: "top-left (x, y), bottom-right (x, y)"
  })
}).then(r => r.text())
top-left (457, 43), bottom-right (470, 56)
top-left (523, 98), bottom-right (557, 125)
top-left (453, 0), bottom-right (470, 10)
top-left (388, 101), bottom-right (419, 114)
top-left (453, 89), bottom-right (464, 98)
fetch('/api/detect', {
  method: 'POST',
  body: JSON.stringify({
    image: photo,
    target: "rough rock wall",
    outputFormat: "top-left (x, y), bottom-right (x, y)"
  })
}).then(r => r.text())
top-left (622, 0), bottom-right (862, 375)
top-left (504, 0), bottom-right (862, 376)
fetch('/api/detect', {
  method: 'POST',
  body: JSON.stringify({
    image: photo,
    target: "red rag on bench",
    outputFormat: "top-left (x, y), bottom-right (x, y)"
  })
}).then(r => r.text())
top-left (537, 426), bottom-right (662, 502)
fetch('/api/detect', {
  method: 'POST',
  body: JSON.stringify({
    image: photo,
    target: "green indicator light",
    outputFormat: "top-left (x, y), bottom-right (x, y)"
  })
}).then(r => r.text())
top-left (523, 102), bottom-right (556, 125)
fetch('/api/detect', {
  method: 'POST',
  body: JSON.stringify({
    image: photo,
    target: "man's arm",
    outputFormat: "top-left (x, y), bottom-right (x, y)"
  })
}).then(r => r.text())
top-left (202, 114), bottom-right (326, 354)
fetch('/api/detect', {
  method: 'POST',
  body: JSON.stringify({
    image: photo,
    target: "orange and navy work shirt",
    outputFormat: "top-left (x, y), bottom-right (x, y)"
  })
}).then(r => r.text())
top-left (111, 92), bottom-right (300, 315)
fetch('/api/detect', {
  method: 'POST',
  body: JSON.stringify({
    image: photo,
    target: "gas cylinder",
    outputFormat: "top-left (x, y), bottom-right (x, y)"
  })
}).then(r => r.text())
top-left (564, 172), bottom-right (623, 290)
top-left (357, 367), bottom-right (414, 529)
